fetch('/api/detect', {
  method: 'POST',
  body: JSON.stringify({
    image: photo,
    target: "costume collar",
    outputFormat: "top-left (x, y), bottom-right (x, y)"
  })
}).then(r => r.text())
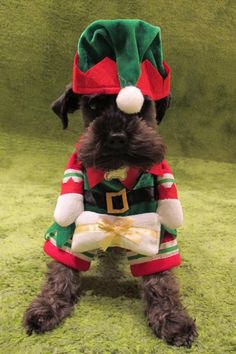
top-left (147, 163), bottom-right (164, 176)
top-left (86, 166), bottom-right (140, 190)
top-left (86, 162), bottom-right (164, 189)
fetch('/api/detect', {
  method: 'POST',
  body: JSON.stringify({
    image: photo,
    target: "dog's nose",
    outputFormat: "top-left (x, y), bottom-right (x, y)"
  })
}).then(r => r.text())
top-left (107, 132), bottom-right (127, 149)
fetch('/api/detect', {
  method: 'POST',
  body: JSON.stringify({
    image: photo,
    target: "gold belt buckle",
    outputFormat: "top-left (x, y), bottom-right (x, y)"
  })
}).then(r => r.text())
top-left (106, 188), bottom-right (129, 214)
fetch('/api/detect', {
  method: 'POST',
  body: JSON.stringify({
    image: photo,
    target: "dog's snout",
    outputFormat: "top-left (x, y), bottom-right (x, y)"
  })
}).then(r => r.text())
top-left (107, 132), bottom-right (127, 149)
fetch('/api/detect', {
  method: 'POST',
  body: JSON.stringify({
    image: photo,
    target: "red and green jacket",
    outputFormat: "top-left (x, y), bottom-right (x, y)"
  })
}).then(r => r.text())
top-left (44, 151), bottom-right (183, 276)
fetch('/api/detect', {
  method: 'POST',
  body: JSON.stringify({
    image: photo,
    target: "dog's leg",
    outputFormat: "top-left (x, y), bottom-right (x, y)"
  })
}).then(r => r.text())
top-left (23, 261), bottom-right (81, 335)
top-left (142, 270), bottom-right (197, 347)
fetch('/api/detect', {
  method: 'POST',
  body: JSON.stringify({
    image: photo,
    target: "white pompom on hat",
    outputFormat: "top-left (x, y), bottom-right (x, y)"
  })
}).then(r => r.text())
top-left (116, 86), bottom-right (144, 114)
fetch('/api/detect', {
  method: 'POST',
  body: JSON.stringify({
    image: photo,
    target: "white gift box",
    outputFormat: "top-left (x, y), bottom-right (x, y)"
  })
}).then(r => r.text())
top-left (71, 211), bottom-right (161, 256)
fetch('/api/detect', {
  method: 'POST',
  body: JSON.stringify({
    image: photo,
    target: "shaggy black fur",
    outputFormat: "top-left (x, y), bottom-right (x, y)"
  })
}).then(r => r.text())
top-left (24, 261), bottom-right (81, 335)
top-left (23, 86), bottom-right (198, 347)
top-left (78, 106), bottom-right (166, 170)
top-left (142, 271), bottom-right (197, 347)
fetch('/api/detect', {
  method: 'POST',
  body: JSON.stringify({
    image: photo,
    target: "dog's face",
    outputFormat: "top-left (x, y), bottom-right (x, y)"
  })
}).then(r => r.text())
top-left (52, 84), bottom-right (171, 171)
top-left (79, 94), bottom-right (166, 170)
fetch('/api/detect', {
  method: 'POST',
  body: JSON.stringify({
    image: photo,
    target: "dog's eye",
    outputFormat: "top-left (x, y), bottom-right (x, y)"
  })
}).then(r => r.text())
top-left (138, 112), bottom-right (144, 119)
top-left (89, 103), bottom-right (97, 111)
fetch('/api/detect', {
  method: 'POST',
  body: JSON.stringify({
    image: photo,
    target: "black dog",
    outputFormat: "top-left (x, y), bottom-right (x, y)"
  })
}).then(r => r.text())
top-left (23, 85), bottom-right (197, 347)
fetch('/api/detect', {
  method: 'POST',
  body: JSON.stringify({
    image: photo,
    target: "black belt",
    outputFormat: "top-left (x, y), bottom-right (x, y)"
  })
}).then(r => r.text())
top-left (84, 186), bottom-right (155, 214)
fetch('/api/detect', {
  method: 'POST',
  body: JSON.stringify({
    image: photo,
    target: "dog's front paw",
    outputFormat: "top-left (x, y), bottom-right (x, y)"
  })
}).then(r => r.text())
top-left (159, 308), bottom-right (198, 348)
top-left (23, 297), bottom-right (58, 335)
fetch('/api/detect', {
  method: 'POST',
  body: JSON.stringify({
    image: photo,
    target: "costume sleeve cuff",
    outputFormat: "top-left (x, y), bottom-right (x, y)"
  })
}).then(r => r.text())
top-left (54, 193), bottom-right (84, 227)
top-left (157, 199), bottom-right (183, 229)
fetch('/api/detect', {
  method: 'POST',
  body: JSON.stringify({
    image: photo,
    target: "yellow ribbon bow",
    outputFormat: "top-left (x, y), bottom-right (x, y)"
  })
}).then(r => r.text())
top-left (97, 217), bottom-right (141, 251)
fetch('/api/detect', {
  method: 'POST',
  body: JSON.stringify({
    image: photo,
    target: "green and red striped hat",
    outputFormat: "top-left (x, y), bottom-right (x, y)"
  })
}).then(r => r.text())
top-left (73, 19), bottom-right (170, 114)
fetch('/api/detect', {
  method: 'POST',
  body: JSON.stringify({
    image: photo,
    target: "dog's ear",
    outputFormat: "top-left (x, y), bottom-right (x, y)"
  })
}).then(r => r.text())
top-left (51, 83), bottom-right (80, 129)
top-left (155, 94), bottom-right (171, 124)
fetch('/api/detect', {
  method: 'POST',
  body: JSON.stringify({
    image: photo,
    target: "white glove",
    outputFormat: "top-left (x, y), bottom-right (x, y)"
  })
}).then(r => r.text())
top-left (54, 193), bottom-right (84, 227)
top-left (157, 199), bottom-right (183, 229)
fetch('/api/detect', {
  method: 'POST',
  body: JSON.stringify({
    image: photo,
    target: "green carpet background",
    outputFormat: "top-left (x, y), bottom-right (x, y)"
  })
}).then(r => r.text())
top-left (0, 1), bottom-right (236, 353)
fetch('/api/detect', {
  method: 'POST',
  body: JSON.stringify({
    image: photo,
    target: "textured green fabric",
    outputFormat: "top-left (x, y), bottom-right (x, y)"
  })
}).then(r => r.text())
top-left (78, 19), bottom-right (166, 87)
top-left (133, 172), bottom-right (154, 190)
top-left (161, 225), bottom-right (177, 237)
top-left (45, 222), bottom-right (75, 248)
top-left (157, 178), bottom-right (175, 184)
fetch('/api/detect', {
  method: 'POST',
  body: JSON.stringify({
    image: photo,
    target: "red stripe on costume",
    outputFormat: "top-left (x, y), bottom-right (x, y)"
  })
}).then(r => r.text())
top-left (147, 160), bottom-right (172, 177)
top-left (161, 232), bottom-right (176, 243)
top-left (61, 178), bottom-right (83, 195)
top-left (147, 164), bottom-right (163, 176)
top-left (66, 151), bottom-right (83, 170)
top-left (44, 241), bottom-right (90, 271)
top-left (121, 167), bottom-right (141, 190)
top-left (86, 167), bottom-right (106, 189)
top-left (130, 253), bottom-right (181, 277)
top-left (158, 184), bottom-right (178, 199)
top-left (160, 160), bottom-right (172, 174)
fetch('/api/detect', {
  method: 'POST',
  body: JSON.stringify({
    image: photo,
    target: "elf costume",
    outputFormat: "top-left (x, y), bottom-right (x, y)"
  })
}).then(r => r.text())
top-left (44, 20), bottom-right (183, 277)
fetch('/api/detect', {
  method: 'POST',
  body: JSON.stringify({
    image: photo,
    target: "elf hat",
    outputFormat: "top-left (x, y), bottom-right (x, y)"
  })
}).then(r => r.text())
top-left (73, 19), bottom-right (170, 114)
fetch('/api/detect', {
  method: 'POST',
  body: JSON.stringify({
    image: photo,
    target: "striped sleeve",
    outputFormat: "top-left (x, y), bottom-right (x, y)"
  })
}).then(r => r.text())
top-left (60, 152), bottom-right (84, 195)
top-left (156, 160), bottom-right (183, 229)
top-left (157, 160), bottom-right (178, 200)
top-left (54, 151), bottom-right (84, 227)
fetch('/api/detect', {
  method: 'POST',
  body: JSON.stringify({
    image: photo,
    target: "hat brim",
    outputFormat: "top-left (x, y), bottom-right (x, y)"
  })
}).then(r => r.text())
top-left (72, 52), bottom-right (170, 100)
